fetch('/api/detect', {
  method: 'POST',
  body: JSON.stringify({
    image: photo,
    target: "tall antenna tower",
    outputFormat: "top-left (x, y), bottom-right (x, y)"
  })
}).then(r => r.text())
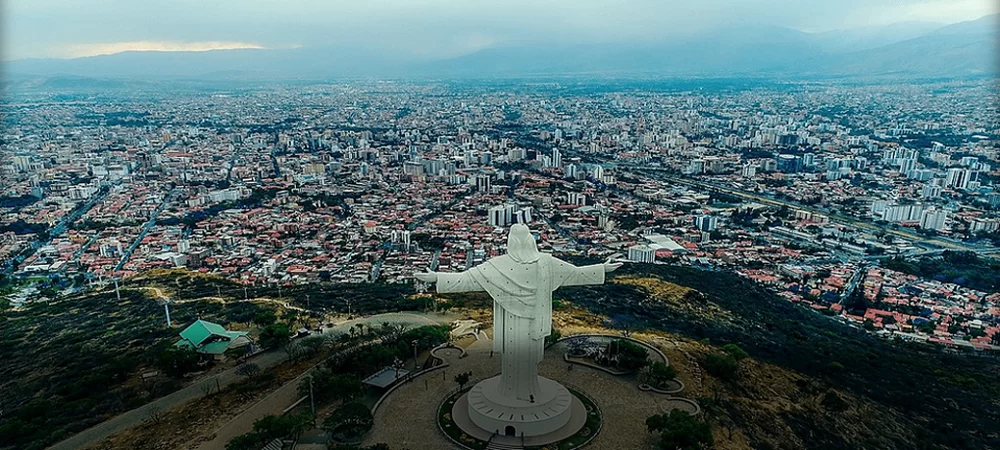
top-left (159, 297), bottom-right (174, 327)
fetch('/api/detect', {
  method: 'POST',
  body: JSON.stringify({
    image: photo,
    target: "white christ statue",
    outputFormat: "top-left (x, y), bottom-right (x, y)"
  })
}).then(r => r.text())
top-left (416, 224), bottom-right (621, 402)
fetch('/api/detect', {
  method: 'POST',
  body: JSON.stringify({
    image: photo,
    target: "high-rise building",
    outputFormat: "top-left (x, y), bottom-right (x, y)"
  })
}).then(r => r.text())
top-left (919, 209), bottom-right (948, 231)
top-left (969, 218), bottom-right (1000, 233)
top-left (552, 148), bottom-right (562, 169)
top-left (628, 245), bottom-right (656, 263)
top-left (988, 192), bottom-right (1000, 208)
top-left (694, 215), bottom-right (718, 232)
top-left (945, 168), bottom-right (978, 190)
top-left (921, 184), bottom-right (943, 199)
top-left (403, 161), bottom-right (424, 177)
top-left (899, 159), bottom-right (916, 174)
top-left (488, 206), bottom-right (506, 227)
top-left (776, 154), bottom-right (803, 173)
top-left (514, 207), bottom-right (533, 224)
top-left (475, 175), bottom-right (491, 193)
top-left (565, 164), bottom-right (580, 179)
top-left (882, 204), bottom-right (927, 223)
top-left (488, 204), bottom-right (519, 227)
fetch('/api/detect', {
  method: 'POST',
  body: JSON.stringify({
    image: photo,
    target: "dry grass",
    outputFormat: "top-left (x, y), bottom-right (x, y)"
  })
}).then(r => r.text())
top-left (91, 355), bottom-right (324, 450)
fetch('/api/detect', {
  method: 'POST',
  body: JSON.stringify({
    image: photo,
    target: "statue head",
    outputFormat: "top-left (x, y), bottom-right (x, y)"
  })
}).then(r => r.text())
top-left (507, 224), bottom-right (540, 263)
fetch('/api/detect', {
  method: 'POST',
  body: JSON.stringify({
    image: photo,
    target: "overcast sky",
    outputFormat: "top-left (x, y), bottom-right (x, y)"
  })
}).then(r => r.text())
top-left (3, 0), bottom-right (997, 60)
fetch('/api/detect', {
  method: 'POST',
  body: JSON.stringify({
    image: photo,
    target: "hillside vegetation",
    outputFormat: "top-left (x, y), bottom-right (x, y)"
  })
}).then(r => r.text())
top-left (560, 264), bottom-right (1000, 450)
top-left (0, 274), bottom-right (289, 450)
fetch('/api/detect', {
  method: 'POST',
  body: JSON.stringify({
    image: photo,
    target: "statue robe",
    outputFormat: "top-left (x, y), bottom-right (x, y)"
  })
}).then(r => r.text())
top-left (436, 254), bottom-right (604, 401)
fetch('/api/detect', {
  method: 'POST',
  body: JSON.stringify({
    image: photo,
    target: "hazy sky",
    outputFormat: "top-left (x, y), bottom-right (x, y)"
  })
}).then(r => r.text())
top-left (3, 0), bottom-right (997, 60)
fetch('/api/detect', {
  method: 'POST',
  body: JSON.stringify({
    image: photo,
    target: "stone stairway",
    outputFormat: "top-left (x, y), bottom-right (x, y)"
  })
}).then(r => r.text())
top-left (485, 441), bottom-right (524, 450)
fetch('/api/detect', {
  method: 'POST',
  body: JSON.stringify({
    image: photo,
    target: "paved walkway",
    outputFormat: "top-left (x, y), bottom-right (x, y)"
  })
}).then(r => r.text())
top-left (47, 312), bottom-right (454, 450)
top-left (367, 336), bottom-right (698, 450)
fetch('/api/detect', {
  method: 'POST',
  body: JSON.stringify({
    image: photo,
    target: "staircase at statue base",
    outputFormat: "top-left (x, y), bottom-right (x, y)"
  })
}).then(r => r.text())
top-left (485, 441), bottom-right (524, 450)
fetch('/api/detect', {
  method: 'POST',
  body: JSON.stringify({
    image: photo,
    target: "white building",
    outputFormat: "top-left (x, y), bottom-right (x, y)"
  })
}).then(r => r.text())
top-left (628, 245), bottom-right (656, 263)
top-left (694, 215), bottom-right (718, 232)
top-left (919, 209), bottom-right (948, 231)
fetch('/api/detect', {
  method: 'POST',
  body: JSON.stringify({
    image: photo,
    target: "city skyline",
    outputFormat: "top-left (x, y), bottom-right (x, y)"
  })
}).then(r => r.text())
top-left (1, 3), bottom-right (998, 450)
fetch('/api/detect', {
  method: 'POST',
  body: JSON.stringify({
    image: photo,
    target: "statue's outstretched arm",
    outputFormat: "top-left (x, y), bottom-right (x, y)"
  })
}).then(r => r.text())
top-left (553, 257), bottom-right (623, 287)
top-left (415, 270), bottom-right (485, 293)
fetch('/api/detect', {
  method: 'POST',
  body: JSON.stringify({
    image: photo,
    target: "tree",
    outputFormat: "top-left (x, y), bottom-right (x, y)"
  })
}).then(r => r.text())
top-left (722, 344), bottom-right (749, 361)
top-left (640, 361), bottom-right (678, 388)
top-left (284, 341), bottom-right (306, 362)
top-left (225, 346), bottom-right (247, 363)
top-left (646, 409), bottom-right (714, 450)
top-left (323, 402), bottom-right (373, 439)
top-left (375, 322), bottom-right (406, 342)
top-left (297, 335), bottom-right (326, 357)
top-left (600, 339), bottom-right (650, 372)
top-left (702, 353), bottom-right (739, 382)
top-left (253, 311), bottom-right (278, 327)
top-left (454, 371), bottom-right (472, 391)
top-left (235, 362), bottom-right (261, 380)
top-left (144, 405), bottom-right (165, 425)
top-left (252, 413), bottom-right (311, 441)
top-left (227, 414), bottom-right (311, 450)
top-left (821, 390), bottom-right (850, 412)
top-left (225, 433), bottom-right (262, 450)
top-left (544, 329), bottom-right (562, 347)
top-left (302, 370), bottom-right (363, 404)
top-left (607, 313), bottom-right (639, 337)
top-left (156, 346), bottom-right (201, 378)
top-left (258, 323), bottom-right (291, 350)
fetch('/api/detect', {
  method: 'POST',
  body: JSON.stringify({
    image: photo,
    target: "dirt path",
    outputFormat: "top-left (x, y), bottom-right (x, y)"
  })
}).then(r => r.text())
top-left (194, 372), bottom-right (307, 450)
top-left (47, 312), bottom-right (454, 450)
top-left (47, 350), bottom-right (287, 450)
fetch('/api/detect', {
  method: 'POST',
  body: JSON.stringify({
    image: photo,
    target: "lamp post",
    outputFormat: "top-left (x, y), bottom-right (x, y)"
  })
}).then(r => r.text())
top-left (412, 339), bottom-right (419, 370)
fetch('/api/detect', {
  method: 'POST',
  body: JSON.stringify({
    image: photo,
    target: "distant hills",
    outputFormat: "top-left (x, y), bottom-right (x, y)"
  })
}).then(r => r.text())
top-left (4, 14), bottom-right (997, 84)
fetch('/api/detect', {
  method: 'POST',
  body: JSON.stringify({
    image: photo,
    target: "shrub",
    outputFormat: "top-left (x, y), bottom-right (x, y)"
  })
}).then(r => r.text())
top-left (600, 339), bottom-right (650, 372)
top-left (646, 409), bottom-right (714, 450)
top-left (156, 346), bottom-right (201, 378)
top-left (702, 353), bottom-right (739, 382)
top-left (821, 390), bottom-right (850, 412)
top-left (722, 343), bottom-right (749, 361)
top-left (640, 361), bottom-right (678, 388)
top-left (258, 323), bottom-right (291, 349)
top-left (300, 370), bottom-right (362, 404)
top-left (323, 402), bottom-right (373, 439)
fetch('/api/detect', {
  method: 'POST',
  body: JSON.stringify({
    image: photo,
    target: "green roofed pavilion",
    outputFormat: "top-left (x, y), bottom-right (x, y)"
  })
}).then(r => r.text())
top-left (175, 319), bottom-right (252, 358)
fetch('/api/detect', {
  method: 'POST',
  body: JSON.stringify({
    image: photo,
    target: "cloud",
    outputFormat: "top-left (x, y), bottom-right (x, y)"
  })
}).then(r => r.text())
top-left (62, 41), bottom-right (267, 58)
top-left (3, 0), bottom-right (997, 60)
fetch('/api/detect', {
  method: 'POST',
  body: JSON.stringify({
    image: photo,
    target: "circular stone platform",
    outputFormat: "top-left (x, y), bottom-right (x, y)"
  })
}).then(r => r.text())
top-left (450, 384), bottom-right (590, 447)
top-left (463, 375), bottom-right (576, 439)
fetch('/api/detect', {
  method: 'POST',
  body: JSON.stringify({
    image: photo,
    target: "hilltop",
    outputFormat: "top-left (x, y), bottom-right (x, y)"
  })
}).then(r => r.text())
top-left (556, 264), bottom-right (1000, 450)
top-left (1, 265), bottom-right (997, 449)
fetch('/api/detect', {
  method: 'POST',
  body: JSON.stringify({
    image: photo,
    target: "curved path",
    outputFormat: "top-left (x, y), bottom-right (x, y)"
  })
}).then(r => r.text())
top-left (46, 312), bottom-right (452, 450)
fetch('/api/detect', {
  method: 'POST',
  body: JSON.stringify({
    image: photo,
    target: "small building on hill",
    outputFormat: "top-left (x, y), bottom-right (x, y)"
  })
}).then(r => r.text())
top-left (175, 319), bottom-right (252, 360)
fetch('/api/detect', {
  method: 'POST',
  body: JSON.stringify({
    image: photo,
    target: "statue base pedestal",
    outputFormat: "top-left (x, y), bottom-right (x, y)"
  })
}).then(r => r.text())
top-left (461, 375), bottom-right (579, 440)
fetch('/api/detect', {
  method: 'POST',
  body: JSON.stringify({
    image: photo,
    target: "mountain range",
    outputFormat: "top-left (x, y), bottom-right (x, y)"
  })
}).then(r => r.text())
top-left (4, 14), bottom-right (997, 83)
